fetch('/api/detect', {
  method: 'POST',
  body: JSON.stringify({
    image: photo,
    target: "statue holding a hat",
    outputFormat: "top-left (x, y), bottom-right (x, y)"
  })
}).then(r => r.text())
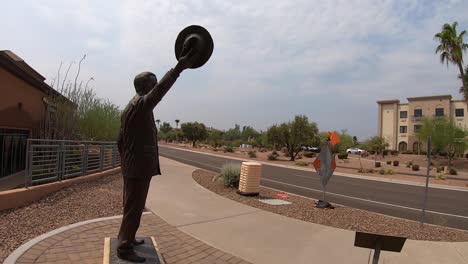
top-left (116, 25), bottom-right (213, 262)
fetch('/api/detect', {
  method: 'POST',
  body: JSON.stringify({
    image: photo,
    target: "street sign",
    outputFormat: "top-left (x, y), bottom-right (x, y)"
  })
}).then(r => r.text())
top-left (314, 144), bottom-right (336, 188)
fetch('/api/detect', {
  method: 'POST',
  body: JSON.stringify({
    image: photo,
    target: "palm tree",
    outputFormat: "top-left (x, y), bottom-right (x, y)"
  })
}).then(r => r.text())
top-left (175, 119), bottom-right (180, 129)
top-left (434, 22), bottom-right (468, 93)
top-left (156, 119), bottom-right (160, 129)
top-left (175, 119), bottom-right (180, 142)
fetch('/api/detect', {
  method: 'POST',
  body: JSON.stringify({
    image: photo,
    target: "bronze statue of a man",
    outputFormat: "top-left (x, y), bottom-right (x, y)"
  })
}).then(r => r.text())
top-left (116, 25), bottom-right (213, 263)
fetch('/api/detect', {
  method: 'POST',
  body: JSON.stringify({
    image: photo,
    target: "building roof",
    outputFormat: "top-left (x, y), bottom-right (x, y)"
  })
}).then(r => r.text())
top-left (0, 50), bottom-right (73, 105)
top-left (377, 99), bottom-right (400, 104)
top-left (407, 95), bottom-right (452, 101)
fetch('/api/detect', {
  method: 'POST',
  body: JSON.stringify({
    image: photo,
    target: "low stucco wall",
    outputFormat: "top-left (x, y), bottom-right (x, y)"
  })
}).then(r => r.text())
top-left (0, 167), bottom-right (121, 211)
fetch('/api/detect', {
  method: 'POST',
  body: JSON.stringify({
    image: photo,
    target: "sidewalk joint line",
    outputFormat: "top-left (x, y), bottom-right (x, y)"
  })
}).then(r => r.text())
top-left (175, 210), bottom-right (262, 228)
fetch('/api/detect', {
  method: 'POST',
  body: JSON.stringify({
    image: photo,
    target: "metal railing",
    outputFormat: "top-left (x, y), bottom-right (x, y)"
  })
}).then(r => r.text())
top-left (25, 139), bottom-right (120, 187)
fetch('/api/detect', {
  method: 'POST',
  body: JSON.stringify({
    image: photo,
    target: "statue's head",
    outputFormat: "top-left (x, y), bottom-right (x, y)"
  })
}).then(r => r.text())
top-left (134, 72), bottom-right (157, 95)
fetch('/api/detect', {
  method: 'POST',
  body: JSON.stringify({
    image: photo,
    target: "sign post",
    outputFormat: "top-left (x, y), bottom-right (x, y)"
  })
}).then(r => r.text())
top-left (420, 136), bottom-right (432, 225)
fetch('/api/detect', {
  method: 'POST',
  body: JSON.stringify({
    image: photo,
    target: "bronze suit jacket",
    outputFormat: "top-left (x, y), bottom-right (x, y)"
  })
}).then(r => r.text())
top-left (118, 69), bottom-right (179, 179)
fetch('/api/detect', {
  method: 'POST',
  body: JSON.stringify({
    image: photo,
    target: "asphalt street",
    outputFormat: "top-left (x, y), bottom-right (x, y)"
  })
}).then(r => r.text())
top-left (159, 145), bottom-right (468, 230)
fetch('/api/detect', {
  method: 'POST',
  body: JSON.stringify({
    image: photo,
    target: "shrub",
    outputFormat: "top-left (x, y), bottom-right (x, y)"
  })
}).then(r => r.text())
top-left (366, 169), bottom-right (375, 173)
top-left (369, 150), bottom-right (376, 155)
top-left (386, 160), bottom-right (392, 165)
top-left (412, 164), bottom-right (419, 171)
top-left (224, 146), bottom-right (234, 153)
top-left (393, 161), bottom-right (399, 166)
top-left (439, 152), bottom-right (448, 157)
top-left (402, 151), bottom-right (414, 154)
top-left (357, 168), bottom-right (365, 173)
top-left (259, 148), bottom-right (268, 152)
top-left (379, 169), bottom-right (385, 175)
top-left (436, 173), bottom-right (447, 180)
top-left (375, 162), bottom-right (381, 167)
top-left (337, 153), bottom-right (348, 159)
top-left (303, 152), bottom-right (315, 158)
top-left (386, 169), bottom-right (394, 175)
top-left (296, 161), bottom-right (308, 166)
top-left (361, 152), bottom-right (369, 157)
top-left (248, 151), bottom-right (257, 158)
top-left (449, 168), bottom-right (458, 175)
top-left (383, 150), bottom-right (389, 156)
top-left (390, 150), bottom-right (398, 155)
top-left (267, 154), bottom-right (277, 160)
top-left (296, 153), bottom-right (302, 159)
top-left (272, 150), bottom-right (279, 156)
top-left (220, 163), bottom-right (241, 188)
top-left (436, 166), bottom-right (444, 173)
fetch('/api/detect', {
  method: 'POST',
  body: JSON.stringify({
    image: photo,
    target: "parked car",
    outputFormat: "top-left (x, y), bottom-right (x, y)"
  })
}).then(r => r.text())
top-left (346, 147), bottom-right (365, 154)
top-left (301, 146), bottom-right (320, 152)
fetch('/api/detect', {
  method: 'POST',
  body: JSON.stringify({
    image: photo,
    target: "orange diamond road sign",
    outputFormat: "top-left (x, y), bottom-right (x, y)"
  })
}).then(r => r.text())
top-left (313, 158), bottom-right (321, 170)
top-left (330, 131), bottom-right (340, 146)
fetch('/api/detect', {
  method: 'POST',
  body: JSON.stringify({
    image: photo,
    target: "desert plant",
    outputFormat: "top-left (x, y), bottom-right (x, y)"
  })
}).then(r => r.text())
top-left (412, 164), bottom-right (420, 171)
top-left (272, 150), bottom-right (279, 156)
top-left (436, 173), bottom-right (447, 180)
top-left (386, 160), bottom-right (392, 165)
top-left (220, 163), bottom-right (241, 188)
top-left (449, 168), bottom-right (458, 175)
top-left (248, 151), bottom-right (257, 158)
top-left (224, 146), bottom-right (234, 153)
top-left (295, 161), bottom-right (308, 166)
top-left (393, 161), bottom-right (399, 166)
top-left (303, 152), bottom-right (315, 158)
top-left (386, 169), bottom-right (394, 175)
top-left (367, 169), bottom-right (375, 173)
top-left (357, 168), bottom-right (365, 173)
top-left (337, 153), bottom-right (348, 159)
top-left (436, 166), bottom-right (444, 173)
top-left (375, 162), bottom-right (381, 167)
top-left (267, 153), bottom-right (278, 160)
top-left (379, 169), bottom-right (385, 175)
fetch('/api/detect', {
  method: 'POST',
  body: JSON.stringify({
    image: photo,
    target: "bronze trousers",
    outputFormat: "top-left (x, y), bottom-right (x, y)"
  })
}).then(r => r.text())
top-left (117, 176), bottom-right (152, 249)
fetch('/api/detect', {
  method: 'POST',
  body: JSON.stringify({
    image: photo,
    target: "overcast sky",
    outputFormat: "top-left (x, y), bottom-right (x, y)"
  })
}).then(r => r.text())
top-left (2, 0), bottom-right (468, 139)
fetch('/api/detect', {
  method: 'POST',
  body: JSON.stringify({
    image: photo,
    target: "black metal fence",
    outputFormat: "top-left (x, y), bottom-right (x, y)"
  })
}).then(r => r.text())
top-left (0, 128), bottom-right (29, 179)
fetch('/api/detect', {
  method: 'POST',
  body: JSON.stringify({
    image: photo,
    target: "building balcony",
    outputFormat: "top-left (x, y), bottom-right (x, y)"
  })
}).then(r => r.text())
top-left (411, 116), bottom-right (423, 122)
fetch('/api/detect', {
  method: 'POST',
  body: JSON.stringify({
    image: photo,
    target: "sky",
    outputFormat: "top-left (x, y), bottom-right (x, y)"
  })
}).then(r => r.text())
top-left (2, 0), bottom-right (468, 139)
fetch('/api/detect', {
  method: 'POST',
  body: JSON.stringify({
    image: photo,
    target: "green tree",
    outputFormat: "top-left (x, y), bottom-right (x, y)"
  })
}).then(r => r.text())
top-left (207, 129), bottom-right (223, 148)
top-left (353, 136), bottom-right (358, 146)
top-left (266, 124), bottom-right (282, 150)
top-left (156, 119), bottom-right (160, 129)
top-left (416, 117), bottom-right (467, 166)
top-left (266, 115), bottom-right (319, 161)
top-left (175, 119), bottom-right (180, 129)
top-left (159, 122), bottom-right (172, 134)
top-left (181, 122), bottom-right (208, 147)
top-left (434, 21), bottom-right (468, 97)
top-left (367, 136), bottom-right (389, 161)
top-left (223, 124), bottom-right (242, 142)
top-left (336, 129), bottom-right (354, 153)
top-left (241, 126), bottom-right (260, 142)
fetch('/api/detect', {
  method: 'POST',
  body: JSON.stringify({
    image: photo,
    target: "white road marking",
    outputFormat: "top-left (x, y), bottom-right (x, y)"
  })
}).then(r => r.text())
top-left (261, 178), bottom-right (468, 219)
top-left (161, 149), bottom-right (468, 220)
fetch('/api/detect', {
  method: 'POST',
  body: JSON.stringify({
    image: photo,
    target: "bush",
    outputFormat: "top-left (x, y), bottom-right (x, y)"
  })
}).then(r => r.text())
top-left (383, 150), bottom-right (389, 156)
top-left (369, 150), bottom-right (376, 155)
top-left (386, 169), bottom-right (394, 175)
top-left (224, 146), bottom-right (234, 153)
top-left (272, 150), bottom-right (279, 156)
top-left (402, 151), bottom-right (414, 154)
top-left (296, 161), bottom-right (308, 166)
top-left (436, 173), bottom-right (447, 180)
top-left (303, 152), bottom-right (315, 158)
top-left (267, 154), bottom-right (278, 160)
top-left (248, 151), bottom-right (257, 158)
top-left (375, 162), bottom-right (381, 167)
top-left (412, 164), bottom-right (419, 171)
top-left (393, 161), bottom-right (399, 166)
top-left (220, 163), bottom-right (241, 188)
top-left (366, 168), bottom-right (375, 173)
top-left (379, 169), bottom-right (385, 175)
top-left (259, 148), bottom-right (268, 152)
top-left (357, 168), bottom-right (365, 173)
top-left (390, 150), bottom-right (398, 155)
top-left (386, 160), bottom-right (392, 165)
top-left (436, 166), bottom-right (444, 173)
top-left (449, 168), bottom-right (458, 175)
top-left (337, 153), bottom-right (348, 159)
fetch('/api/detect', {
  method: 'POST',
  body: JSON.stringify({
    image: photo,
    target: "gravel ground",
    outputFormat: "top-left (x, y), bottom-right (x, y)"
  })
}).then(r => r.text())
top-left (193, 169), bottom-right (468, 242)
top-left (0, 173), bottom-right (123, 262)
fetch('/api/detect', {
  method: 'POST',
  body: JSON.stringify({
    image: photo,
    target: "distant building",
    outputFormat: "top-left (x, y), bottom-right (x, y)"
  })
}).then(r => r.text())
top-left (0, 50), bottom-right (71, 179)
top-left (377, 95), bottom-right (467, 152)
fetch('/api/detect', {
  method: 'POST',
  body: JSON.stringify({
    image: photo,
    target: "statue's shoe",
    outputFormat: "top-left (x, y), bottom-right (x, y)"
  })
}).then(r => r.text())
top-left (133, 239), bottom-right (145, 246)
top-left (117, 248), bottom-right (146, 263)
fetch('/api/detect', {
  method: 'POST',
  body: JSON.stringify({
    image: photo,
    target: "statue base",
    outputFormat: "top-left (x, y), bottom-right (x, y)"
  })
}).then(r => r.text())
top-left (103, 237), bottom-right (165, 264)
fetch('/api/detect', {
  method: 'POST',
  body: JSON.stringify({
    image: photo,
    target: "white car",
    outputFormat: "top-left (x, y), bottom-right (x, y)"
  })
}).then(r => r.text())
top-left (346, 147), bottom-right (365, 154)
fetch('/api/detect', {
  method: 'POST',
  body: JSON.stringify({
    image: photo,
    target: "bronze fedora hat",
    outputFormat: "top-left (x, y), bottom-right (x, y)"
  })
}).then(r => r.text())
top-left (175, 25), bottom-right (214, 69)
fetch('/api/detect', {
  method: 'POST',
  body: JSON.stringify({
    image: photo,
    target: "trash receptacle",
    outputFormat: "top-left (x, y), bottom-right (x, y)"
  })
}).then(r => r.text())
top-left (238, 162), bottom-right (262, 196)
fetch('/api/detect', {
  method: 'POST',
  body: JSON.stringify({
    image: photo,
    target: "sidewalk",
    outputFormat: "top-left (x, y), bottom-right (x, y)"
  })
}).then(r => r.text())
top-left (146, 157), bottom-right (468, 264)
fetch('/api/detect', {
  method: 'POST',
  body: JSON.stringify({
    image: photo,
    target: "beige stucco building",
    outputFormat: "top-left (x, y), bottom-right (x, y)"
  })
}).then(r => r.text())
top-left (377, 95), bottom-right (468, 152)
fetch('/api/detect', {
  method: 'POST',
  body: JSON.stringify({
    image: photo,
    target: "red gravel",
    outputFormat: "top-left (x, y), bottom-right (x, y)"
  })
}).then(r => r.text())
top-left (193, 169), bottom-right (468, 242)
top-left (0, 173), bottom-right (123, 262)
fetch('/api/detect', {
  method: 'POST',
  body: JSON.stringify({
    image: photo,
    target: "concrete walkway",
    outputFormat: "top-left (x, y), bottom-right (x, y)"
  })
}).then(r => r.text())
top-left (147, 157), bottom-right (468, 264)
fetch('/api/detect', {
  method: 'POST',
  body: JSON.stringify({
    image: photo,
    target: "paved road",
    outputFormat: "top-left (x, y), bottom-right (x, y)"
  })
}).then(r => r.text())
top-left (160, 146), bottom-right (468, 230)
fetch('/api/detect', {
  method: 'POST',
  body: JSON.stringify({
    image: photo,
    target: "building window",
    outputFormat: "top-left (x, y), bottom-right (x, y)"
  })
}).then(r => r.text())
top-left (414, 109), bottom-right (422, 117)
top-left (414, 125), bottom-right (422, 132)
top-left (400, 126), bottom-right (407, 133)
top-left (456, 108), bottom-right (464, 117)
top-left (435, 108), bottom-right (444, 117)
top-left (400, 111), bottom-right (407, 118)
